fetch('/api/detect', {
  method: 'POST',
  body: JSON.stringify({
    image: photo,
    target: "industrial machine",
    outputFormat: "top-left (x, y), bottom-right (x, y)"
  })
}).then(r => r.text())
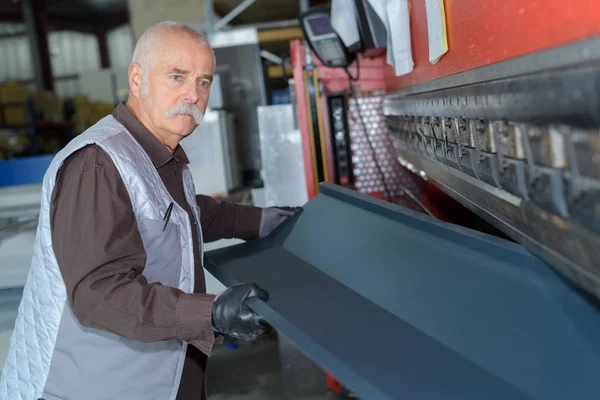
top-left (325, 92), bottom-right (353, 187)
top-left (293, 1), bottom-right (600, 303)
top-left (1, 1), bottom-right (599, 398)
top-left (207, 2), bottom-right (600, 399)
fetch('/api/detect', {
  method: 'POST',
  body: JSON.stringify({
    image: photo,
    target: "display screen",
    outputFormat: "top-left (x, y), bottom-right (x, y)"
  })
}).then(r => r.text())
top-left (308, 15), bottom-right (334, 36)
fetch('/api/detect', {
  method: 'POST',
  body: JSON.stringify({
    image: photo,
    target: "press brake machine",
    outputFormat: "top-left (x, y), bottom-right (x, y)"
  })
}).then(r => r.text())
top-left (206, 2), bottom-right (600, 399)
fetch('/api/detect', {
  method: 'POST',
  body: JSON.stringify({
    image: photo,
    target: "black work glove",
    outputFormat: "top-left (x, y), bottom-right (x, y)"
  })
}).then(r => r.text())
top-left (259, 206), bottom-right (303, 238)
top-left (212, 282), bottom-right (270, 341)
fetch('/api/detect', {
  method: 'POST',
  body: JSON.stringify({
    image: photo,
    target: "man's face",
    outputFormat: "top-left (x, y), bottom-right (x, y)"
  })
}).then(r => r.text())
top-left (137, 32), bottom-right (215, 142)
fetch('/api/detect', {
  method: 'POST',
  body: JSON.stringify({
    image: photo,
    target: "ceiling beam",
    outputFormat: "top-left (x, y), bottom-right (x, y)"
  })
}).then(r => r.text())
top-left (0, 11), bottom-right (128, 34)
top-left (214, 0), bottom-right (257, 30)
top-left (230, 18), bottom-right (299, 31)
top-left (0, 12), bottom-right (24, 23)
top-left (257, 27), bottom-right (303, 43)
top-left (43, 0), bottom-right (64, 6)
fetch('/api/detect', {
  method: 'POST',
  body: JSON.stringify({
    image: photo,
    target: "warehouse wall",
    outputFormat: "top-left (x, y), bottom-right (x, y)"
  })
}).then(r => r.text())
top-left (49, 31), bottom-right (101, 97)
top-left (0, 23), bottom-right (135, 97)
top-left (107, 24), bottom-right (135, 68)
top-left (0, 23), bottom-right (31, 83)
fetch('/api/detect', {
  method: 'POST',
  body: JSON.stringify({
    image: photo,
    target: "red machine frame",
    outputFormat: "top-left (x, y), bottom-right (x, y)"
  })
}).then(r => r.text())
top-left (384, 0), bottom-right (600, 91)
top-left (291, 40), bottom-right (387, 200)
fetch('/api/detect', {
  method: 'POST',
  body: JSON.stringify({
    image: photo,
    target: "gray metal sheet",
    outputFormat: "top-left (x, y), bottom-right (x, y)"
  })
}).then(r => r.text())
top-left (205, 183), bottom-right (600, 400)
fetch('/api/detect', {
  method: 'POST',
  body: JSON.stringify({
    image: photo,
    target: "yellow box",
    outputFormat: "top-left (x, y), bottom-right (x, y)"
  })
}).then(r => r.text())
top-left (2, 105), bottom-right (28, 126)
top-left (0, 81), bottom-right (30, 104)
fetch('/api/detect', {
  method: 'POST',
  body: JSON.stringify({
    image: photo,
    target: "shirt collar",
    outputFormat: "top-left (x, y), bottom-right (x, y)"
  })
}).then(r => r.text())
top-left (112, 102), bottom-right (190, 168)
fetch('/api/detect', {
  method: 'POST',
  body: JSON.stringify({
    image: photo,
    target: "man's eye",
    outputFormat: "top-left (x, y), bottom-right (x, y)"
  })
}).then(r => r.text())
top-left (199, 81), bottom-right (210, 88)
top-left (171, 75), bottom-right (182, 82)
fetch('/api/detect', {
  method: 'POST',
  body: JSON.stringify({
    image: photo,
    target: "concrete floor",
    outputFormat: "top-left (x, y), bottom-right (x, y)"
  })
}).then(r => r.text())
top-left (207, 336), bottom-right (286, 399)
top-left (207, 334), bottom-right (344, 400)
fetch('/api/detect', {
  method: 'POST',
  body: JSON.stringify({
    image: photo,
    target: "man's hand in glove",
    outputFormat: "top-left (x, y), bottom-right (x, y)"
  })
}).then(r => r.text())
top-left (259, 206), bottom-right (302, 238)
top-left (212, 282), bottom-right (270, 341)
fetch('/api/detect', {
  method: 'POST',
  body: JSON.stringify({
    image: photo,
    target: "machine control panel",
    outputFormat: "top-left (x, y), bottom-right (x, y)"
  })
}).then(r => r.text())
top-left (327, 93), bottom-right (354, 186)
top-left (300, 9), bottom-right (354, 68)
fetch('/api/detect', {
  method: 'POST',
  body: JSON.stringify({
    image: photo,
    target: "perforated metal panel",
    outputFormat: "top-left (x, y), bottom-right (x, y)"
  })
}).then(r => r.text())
top-left (348, 95), bottom-right (423, 197)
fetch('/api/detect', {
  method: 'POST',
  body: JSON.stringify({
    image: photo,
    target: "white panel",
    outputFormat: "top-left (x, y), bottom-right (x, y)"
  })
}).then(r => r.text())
top-left (181, 111), bottom-right (235, 197)
top-left (257, 105), bottom-right (308, 207)
top-left (49, 31), bottom-right (68, 76)
top-left (0, 24), bottom-right (30, 81)
top-left (0, 39), bottom-right (8, 80)
top-left (8, 37), bottom-right (21, 80)
top-left (0, 28), bottom-right (100, 87)
top-left (75, 33), bottom-right (87, 71)
top-left (48, 31), bottom-right (60, 76)
top-left (70, 32), bottom-right (85, 73)
top-left (49, 31), bottom-right (101, 78)
top-left (3, 38), bottom-right (19, 79)
top-left (108, 25), bottom-right (134, 67)
top-left (84, 35), bottom-right (101, 72)
top-left (14, 37), bottom-right (32, 80)
top-left (81, 33), bottom-right (96, 71)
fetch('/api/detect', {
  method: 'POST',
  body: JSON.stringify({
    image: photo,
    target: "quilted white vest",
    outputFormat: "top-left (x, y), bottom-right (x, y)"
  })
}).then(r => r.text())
top-left (0, 115), bottom-right (202, 400)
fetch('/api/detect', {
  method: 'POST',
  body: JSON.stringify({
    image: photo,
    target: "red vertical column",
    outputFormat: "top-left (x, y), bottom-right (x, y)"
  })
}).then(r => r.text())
top-left (291, 39), bottom-right (318, 200)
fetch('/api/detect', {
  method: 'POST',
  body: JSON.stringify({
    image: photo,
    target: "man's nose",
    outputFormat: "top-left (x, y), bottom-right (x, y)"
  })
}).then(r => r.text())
top-left (182, 81), bottom-right (199, 104)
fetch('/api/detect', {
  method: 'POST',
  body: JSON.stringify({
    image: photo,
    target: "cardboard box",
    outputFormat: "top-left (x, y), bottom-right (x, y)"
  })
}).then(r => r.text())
top-left (0, 81), bottom-right (30, 105)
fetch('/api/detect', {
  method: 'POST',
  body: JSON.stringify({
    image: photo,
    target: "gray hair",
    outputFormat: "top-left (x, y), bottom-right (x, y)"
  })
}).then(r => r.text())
top-left (131, 21), bottom-right (212, 98)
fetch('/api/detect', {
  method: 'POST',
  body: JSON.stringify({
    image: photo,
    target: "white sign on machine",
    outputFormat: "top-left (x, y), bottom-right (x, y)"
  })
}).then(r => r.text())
top-left (364, 0), bottom-right (414, 76)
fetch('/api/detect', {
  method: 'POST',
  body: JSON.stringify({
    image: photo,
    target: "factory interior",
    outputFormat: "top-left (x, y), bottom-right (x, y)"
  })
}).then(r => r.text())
top-left (1, 0), bottom-right (600, 399)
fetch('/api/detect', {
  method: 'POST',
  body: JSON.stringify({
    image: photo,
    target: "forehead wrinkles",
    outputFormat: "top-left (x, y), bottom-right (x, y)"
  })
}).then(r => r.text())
top-left (156, 43), bottom-right (212, 73)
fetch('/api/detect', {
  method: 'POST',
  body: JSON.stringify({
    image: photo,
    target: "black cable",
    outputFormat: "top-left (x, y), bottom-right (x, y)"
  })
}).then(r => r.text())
top-left (345, 61), bottom-right (392, 202)
top-left (346, 55), bottom-right (360, 81)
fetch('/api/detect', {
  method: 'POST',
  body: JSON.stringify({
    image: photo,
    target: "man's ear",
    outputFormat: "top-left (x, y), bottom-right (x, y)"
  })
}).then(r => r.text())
top-left (128, 62), bottom-right (143, 98)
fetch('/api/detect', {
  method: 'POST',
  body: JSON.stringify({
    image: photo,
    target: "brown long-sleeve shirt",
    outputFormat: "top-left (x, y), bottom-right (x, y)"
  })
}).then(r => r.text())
top-left (49, 103), bottom-right (263, 399)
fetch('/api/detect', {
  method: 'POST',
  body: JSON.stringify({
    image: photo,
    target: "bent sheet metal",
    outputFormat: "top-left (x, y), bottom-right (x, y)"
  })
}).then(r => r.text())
top-left (205, 183), bottom-right (600, 400)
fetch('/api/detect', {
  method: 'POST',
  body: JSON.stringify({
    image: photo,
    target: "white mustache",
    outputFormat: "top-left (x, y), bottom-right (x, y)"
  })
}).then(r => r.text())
top-left (164, 104), bottom-right (204, 125)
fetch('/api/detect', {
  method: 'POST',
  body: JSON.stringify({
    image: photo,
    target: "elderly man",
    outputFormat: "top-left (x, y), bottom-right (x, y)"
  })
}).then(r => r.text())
top-left (0, 21), bottom-right (297, 400)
